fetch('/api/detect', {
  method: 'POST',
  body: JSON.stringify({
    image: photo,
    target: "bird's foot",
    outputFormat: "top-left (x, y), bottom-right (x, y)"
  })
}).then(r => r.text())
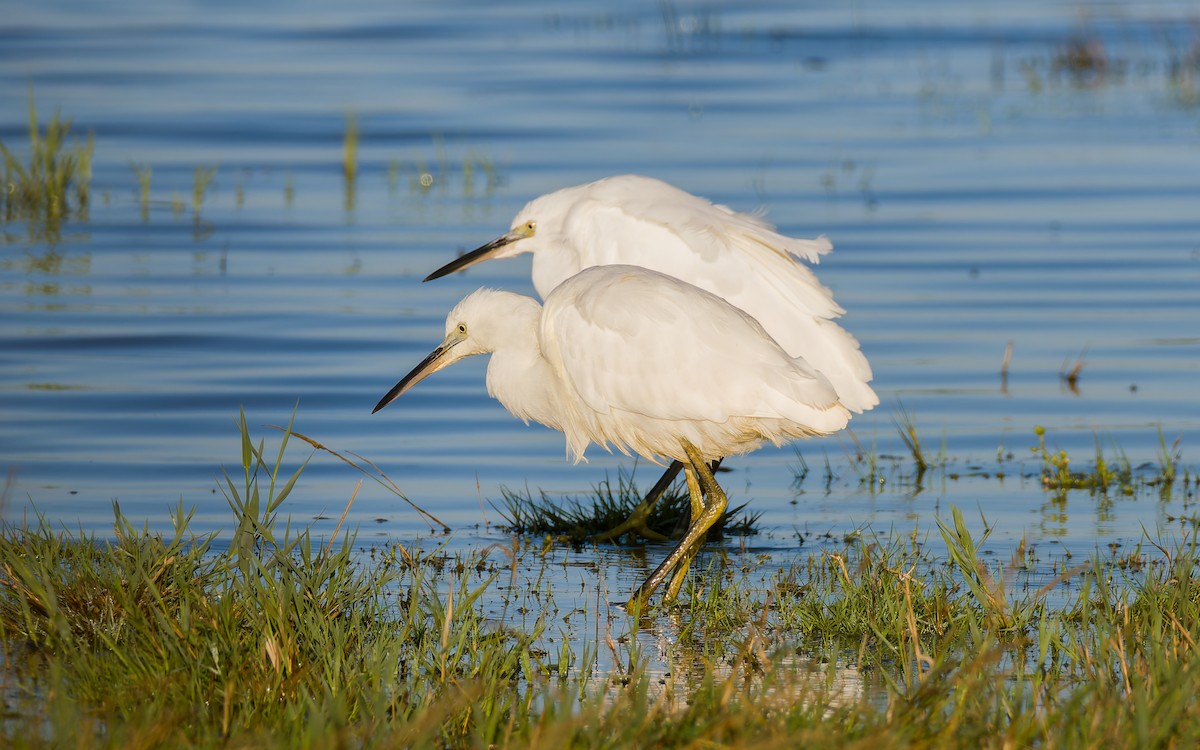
top-left (590, 501), bottom-right (669, 543)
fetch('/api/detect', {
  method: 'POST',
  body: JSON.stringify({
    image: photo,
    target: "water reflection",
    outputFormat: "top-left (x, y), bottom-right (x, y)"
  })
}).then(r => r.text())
top-left (3, 248), bottom-right (92, 297)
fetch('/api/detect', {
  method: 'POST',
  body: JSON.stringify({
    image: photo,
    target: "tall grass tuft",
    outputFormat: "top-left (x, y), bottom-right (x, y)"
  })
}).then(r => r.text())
top-left (893, 403), bottom-right (928, 477)
top-left (192, 165), bottom-right (217, 215)
top-left (342, 111), bottom-right (358, 184)
top-left (0, 88), bottom-right (94, 238)
top-left (130, 161), bottom-right (152, 221)
top-left (0, 410), bottom-right (543, 747)
top-left (496, 469), bottom-right (759, 543)
top-left (342, 112), bottom-right (359, 213)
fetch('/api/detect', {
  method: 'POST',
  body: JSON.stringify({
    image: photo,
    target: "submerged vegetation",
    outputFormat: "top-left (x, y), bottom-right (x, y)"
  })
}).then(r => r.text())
top-left (3, 93), bottom-right (504, 242)
top-left (2, 419), bottom-right (1199, 747)
top-left (1031, 425), bottom-right (1186, 504)
top-left (0, 89), bottom-right (93, 242)
top-left (497, 468), bottom-right (760, 544)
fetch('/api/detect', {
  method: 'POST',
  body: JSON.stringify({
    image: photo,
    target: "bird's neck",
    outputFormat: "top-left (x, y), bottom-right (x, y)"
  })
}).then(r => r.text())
top-left (530, 243), bottom-right (583, 297)
top-left (484, 312), bottom-right (565, 435)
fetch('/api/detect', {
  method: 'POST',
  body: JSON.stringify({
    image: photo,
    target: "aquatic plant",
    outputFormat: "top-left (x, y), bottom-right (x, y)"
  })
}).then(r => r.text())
top-left (0, 88), bottom-right (93, 239)
top-left (496, 468), bottom-right (759, 544)
top-left (192, 165), bottom-right (217, 215)
top-left (1031, 426), bottom-right (1184, 504)
top-left (398, 136), bottom-right (503, 197)
top-left (342, 111), bottom-right (358, 184)
top-left (129, 161), bottom-right (152, 221)
top-left (893, 403), bottom-right (929, 477)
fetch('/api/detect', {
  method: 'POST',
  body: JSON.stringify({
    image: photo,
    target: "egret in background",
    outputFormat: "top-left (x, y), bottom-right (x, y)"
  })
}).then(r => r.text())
top-left (424, 174), bottom-right (876, 539)
top-left (374, 265), bottom-right (851, 608)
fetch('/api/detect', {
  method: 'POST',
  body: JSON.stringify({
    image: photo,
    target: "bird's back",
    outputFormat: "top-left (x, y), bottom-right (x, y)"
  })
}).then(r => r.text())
top-left (539, 265), bottom-right (851, 464)
top-left (528, 175), bottom-right (878, 413)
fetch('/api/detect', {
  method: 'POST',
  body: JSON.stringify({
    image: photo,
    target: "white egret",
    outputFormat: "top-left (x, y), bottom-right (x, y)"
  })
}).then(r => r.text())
top-left (424, 174), bottom-right (876, 539)
top-left (374, 265), bottom-right (851, 607)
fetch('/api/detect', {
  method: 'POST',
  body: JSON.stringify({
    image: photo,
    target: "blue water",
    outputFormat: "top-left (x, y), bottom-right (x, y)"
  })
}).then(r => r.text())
top-left (3, 0), bottom-right (1199, 606)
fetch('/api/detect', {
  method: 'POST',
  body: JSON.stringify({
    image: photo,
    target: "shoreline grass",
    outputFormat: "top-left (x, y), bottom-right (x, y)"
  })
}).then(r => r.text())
top-left (3, 418), bottom-right (1200, 747)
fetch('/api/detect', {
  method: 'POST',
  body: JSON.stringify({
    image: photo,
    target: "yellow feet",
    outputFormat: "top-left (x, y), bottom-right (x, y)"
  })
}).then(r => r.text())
top-left (626, 442), bottom-right (729, 610)
top-left (590, 497), bottom-right (669, 543)
top-left (590, 460), bottom-right (682, 543)
top-left (594, 457), bottom-right (723, 544)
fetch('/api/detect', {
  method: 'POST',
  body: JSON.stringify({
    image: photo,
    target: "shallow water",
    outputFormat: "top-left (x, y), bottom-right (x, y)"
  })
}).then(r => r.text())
top-left (3, 1), bottom-right (1200, 679)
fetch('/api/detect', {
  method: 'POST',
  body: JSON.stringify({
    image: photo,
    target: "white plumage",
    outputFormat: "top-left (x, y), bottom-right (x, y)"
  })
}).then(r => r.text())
top-left (426, 174), bottom-right (877, 413)
top-left (542, 268), bottom-right (850, 462)
top-left (374, 265), bottom-right (851, 607)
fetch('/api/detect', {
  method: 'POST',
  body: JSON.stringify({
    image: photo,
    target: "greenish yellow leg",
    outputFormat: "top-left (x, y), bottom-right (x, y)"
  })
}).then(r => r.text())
top-left (679, 443), bottom-right (728, 591)
top-left (627, 442), bottom-right (729, 609)
top-left (594, 457), bottom-right (723, 544)
top-left (685, 443), bottom-right (728, 531)
top-left (590, 461), bottom-right (682, 543)
top-left (663, 464), bottom-right (705, 601)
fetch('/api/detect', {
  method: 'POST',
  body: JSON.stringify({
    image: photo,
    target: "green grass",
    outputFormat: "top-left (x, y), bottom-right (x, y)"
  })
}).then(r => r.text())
top-left (400, 135), bottom-right (503, 197)
top-left (193, 165), bottom-right (217, 215)
top-left (1031, 425), bottom-right (1182, 502)
top-left (0, 88), bottom-right (93, 240)
top-left (5, 101), bottom-right (507, 231)
top-left (343, 111), bottom-right (358, 184)
top-left (0, 411), bottom-right (541, 747)
top-left (496, 468), bottom-right (760, 544)
top-left (129, 161), bottom-right (152, 221)
top-left (893, 403), bottom-right (933, 478)
top-left (3, 417), bottom-right (1200, 747)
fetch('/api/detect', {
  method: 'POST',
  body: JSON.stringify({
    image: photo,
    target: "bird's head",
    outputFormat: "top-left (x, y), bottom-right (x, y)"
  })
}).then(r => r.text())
top-left (423, 213), bottom-right (539, 282)
top-left (372, 289), bottom-right (539, 413)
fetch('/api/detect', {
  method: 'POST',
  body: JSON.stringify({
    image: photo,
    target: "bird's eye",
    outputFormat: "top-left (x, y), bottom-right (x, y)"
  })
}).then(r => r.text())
top-left (457, 323), bottom-right (468, 335)
top-left (525, 221), bottom-right (536, 233)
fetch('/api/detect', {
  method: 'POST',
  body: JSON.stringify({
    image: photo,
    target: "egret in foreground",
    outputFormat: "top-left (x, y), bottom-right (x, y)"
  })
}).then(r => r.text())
top-left (424, 174), bottom-right (876, 539)
top-left (374, 265), bottom-right (851, 608)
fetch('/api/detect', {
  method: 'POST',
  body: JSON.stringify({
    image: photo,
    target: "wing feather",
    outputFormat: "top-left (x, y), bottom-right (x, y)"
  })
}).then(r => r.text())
top-left (529, 175), bottom-right (878, 413)
top-left (542, 267), bottom-right (840, 428)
